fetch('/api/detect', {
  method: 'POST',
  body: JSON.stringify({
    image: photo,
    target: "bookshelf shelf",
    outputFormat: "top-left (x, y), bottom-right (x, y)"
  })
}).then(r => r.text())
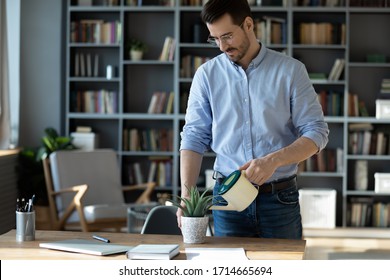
top-left (299, 171), bottom-right (344, 178)
top-left (69, 77), bottom-right (121, 81)
top-left (68, 113), bottom-right (120, 119)
top-left (347, 190), bottom-right (390, 196)
top-left (349, 63), bottom-right (390, 68)
top-left (65, 0), bottom-right (390, 228)
top-left (292, 45), bottom-right (346, 49)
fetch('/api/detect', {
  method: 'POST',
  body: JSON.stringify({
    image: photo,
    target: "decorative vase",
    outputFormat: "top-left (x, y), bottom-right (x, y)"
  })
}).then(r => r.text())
top-left (181, 216), bottom-right (209, 244)
top-left (130, 50), bottom-right (143, 61)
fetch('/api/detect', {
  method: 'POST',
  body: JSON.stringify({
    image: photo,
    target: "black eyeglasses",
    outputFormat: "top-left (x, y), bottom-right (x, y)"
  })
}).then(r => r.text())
top-left (207, 21), bottom-right (245, 47)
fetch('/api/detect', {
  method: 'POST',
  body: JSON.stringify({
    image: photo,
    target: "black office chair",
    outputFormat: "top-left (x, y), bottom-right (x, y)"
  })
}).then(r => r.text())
top-left (140, 205), bottom-right (182, 235)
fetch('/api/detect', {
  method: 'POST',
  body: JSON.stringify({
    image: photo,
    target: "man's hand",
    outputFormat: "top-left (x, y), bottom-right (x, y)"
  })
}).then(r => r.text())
top-left (239, 157), bottom-right (277, 186)
top-left (176, 201), bottom-right (188, 228)
top-left (176, 207), bottom-right (184, 228)
top-left (239, 137), bottom-right (319, 185)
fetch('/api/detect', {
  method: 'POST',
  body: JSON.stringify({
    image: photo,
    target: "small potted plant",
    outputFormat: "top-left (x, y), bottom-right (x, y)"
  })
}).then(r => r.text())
top-left (128, 39), bottom-right (147, 61)
top-left (169, 185), bottom-right (214, 244)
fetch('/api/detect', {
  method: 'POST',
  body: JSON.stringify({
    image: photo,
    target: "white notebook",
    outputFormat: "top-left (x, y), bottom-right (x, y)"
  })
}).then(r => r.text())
top-left (126, 244), bottom-right (180, 260)
top-left (39, 239), bottom-right (133, 256)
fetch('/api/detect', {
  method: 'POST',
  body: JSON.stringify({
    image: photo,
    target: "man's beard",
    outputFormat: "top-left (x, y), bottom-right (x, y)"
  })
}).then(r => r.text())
top-left (226, 35), bottom-right (250, 63)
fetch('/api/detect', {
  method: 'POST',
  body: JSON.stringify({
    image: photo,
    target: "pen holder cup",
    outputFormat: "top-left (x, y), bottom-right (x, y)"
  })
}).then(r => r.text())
top-left (16, 211), bottom-right (35, 242)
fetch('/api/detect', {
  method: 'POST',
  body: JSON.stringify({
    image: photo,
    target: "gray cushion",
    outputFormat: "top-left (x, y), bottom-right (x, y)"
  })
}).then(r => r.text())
top-left (50, 149), bottom-right (128, 222)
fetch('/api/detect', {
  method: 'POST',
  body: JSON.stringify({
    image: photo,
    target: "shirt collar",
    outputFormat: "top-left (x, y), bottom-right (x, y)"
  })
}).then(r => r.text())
top-left (252, 43), bottom-right (266, 68)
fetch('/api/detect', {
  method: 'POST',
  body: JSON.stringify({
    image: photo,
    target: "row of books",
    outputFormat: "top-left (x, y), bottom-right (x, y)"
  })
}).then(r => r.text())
top-left (297, 22), bottom-right (346, 45)
top-left (159, 36), bottom-right (176, 62)
top-left (299, 148), bottom-right (343, 173)
top-left (127, 159), bottom-right (173, 187)
top-left (293, 0), bottom-right (343, 6)
top-left (348, 93), bottom-right (369, 117)
top-left (180, 55), bottom-right (211, 78)
top-left (147, 159), bottom-right (173, 187)
top-left (180, 0), bottom-right (205, 5)
top-left (317, 90), bottom-right (343, 117)
top-left (348, 198), bottom-right (390, 228)
top-left (328, 58), bottom-right (345, 81)
top-left (128, 0), bottom-right (175, 6)
top-left (70, 90), bottom-right (118, 113)
top-left (350, 0), bottom-right (389, 6)
top-left (380, 78), bottom-right (390, 94)
top-left (254, 16), bottom-right (287, 45)
top-left (147, 91), bottom-right (174, 114)
top-left (349, 130), bottom-right (389, 156)
top-left (70, 20), bottom-right (121, 44)
top-left (74, 0), bottom-right (385, 8)
top-left (348, 123), bottom-right (390, 155)
top-left (182, 0), bottom-right (287, 6)
top-left (123, 128), bottom-right (173, 152)
top-left (74, 52), bottom-right (101, 77)
top-left (76, 0), bottom-right (119, 6)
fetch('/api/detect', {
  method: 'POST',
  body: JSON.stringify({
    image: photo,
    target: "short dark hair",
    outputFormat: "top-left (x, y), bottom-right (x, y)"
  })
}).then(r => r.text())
top-left (201, 0), bottom-right (252, 26)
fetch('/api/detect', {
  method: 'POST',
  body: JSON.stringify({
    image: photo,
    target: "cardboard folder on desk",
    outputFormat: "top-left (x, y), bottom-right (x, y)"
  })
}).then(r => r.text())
top-left (39, 239), bottom-right (132, 256)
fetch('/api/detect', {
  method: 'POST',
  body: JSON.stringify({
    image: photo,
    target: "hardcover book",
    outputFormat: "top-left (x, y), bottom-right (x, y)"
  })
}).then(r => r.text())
top-left (126, 244), bottom-right (180, 260)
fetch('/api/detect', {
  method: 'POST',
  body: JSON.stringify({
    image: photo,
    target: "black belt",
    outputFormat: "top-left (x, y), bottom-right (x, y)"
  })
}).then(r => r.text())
top-left (213, 171), bottom-right (297, 194)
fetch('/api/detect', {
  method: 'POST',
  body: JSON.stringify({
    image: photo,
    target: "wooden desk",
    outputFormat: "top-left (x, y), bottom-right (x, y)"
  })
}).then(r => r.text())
top-left (0, 230), bottom-right (306, 260)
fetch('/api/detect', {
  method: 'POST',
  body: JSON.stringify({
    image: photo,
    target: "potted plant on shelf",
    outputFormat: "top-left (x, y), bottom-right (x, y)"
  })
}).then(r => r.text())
top-left (128, 39), bottom-right (147, 61)
top-left (169, 185), bottom-right (214, 244)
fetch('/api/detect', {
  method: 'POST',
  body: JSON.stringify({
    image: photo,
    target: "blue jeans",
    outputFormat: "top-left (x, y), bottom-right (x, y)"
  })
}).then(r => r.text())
top-left (212, 181), bottom-right (302, 239)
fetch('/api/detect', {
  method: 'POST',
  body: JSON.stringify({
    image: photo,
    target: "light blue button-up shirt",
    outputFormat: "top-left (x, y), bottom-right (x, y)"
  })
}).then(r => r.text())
top-left (180, 45), bottom-right (329, 181)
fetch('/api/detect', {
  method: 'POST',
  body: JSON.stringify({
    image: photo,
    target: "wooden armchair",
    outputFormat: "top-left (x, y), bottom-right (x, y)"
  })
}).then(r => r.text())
top-left (42, 149), bottom-right (156, 232)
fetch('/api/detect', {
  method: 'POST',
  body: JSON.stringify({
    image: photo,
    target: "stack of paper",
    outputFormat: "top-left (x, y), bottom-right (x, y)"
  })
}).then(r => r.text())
top-left (185, 248), bottom-right (248, 260)
top-left (126, 244), bottom-right (180, 260)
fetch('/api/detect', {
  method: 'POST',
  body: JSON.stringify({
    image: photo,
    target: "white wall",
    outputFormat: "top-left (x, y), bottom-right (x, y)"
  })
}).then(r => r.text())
top-left (19, 0), bottom-right (64, 147)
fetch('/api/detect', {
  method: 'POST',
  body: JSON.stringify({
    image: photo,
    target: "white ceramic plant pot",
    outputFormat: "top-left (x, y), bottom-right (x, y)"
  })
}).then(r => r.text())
top-left (181, 216), bottom-right (209, 244)
top-left (130, 50), bottom-right (143, 61)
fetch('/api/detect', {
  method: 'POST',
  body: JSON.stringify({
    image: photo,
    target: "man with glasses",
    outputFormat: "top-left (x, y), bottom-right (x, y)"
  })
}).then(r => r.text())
top-left (178, 0), bottom-right (329, 239)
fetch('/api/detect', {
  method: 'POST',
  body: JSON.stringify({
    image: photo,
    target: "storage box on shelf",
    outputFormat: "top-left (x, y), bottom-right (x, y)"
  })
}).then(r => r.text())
top-left (376, 100), bottom-right (390, 119)
top-left (375, 173), bottom-right (390, 194)
top-left (70, 132), bottom-right (99, 150)
top-left (299, 189), bottom-right (337, 229)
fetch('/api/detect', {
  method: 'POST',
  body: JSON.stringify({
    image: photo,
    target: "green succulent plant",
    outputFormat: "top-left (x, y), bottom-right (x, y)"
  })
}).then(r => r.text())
top-left (169, 185), bottom-right (214, 217)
